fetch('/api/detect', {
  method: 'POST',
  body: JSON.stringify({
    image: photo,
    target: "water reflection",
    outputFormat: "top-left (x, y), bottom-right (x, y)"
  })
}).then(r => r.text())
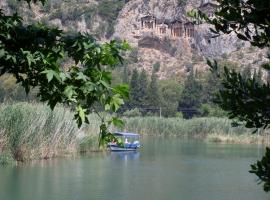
top-left (0, 139), bottom-right (268, 200)
top-left (109, 151), bottom-right (140, 161)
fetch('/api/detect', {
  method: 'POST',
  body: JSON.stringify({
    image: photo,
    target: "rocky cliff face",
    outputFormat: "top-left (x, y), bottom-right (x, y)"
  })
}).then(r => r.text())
top-left (113, 0), bottom-right (268, 78)
top-left (115, 0), bottom-right (270, 78)
top-left (1, 0), bottom-right (267, 79)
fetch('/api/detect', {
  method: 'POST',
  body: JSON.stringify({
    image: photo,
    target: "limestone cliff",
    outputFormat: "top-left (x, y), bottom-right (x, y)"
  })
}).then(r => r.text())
top-left (113, 0), bottom-right (267, 78)
top-left (1, 0), bottom-right (267, 79)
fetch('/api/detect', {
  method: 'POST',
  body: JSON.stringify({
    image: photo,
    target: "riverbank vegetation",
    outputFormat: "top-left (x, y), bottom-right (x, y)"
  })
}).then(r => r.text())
top-left (0, 103), bottom-right (269, 164)
top-left (123, 117), bottom-right (269, 144)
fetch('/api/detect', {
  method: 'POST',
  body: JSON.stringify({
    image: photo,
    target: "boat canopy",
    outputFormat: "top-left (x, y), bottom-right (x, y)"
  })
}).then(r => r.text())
top-left (113, 132), bottom-right (139, 137)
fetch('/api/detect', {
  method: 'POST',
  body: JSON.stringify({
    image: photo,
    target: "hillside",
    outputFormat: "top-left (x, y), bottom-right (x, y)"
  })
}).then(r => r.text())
top-left (1, 0), bottom-right (268, 79)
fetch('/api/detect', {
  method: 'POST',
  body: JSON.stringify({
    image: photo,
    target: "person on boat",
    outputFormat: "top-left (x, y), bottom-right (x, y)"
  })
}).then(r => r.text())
top-left (111, 138), bottom-right (117, 145)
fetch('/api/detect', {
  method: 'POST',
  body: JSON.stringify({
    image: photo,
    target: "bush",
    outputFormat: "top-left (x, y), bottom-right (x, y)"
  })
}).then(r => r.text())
top-left (199, 104), bottom-right (227, 118)
top-left (123, 108), bottom-right (142, 117)
top-left (153, 62), bottom-right (161, 73)
top-left (177, 0), bottom-right (187, 6)
top-left (221, 53), bottom-right (228, 59)
top-left (0, 153), bottom-right (14, 165)
top-left (129, 48), bottom-right (139, 63)
top-left (175, 112), bottom-right (183, 118)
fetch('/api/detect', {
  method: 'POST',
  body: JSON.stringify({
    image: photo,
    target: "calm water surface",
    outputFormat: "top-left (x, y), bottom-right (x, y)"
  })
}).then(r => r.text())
top-left (0, 138), bottom-right (268, 200)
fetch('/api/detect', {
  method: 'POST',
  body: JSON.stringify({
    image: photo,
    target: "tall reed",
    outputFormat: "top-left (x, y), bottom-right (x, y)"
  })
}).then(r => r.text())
top-left (122, 117), bottom-right (269, 144)
top-left (0, 103), bottom-right (99, 161)
top-left (0, 103), bottom-right (268, 163)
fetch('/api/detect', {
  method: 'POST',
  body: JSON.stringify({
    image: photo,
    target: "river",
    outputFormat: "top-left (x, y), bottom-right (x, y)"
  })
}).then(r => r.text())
top-left (0, 138), bottom-right (268, 200)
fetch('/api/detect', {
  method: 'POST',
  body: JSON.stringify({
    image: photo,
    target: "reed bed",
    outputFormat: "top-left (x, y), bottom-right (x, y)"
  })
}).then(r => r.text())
top-left (0, 103), bottom-right (268, 163)
top-left (0, 103), bottom-right (99, 162)
top-left (122, 117), bottom-right (270, 144)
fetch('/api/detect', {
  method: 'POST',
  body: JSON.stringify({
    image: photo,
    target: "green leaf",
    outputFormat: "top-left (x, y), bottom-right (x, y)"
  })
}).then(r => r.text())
top-left (26, 53), bottom-right (35, 67)
top-left (0, 49), bottom-right (5, 58)
top-left (76, 72), bottom-right (87, 81)
top-left (105, 104), bottom-right (110, 111)
top-left (111, 94), bottom-right (124, 112)
top-left (113, 84), bottom-right (129, 98)
top-left (42, 70), bottom-right (54, 82)
top-left (110, 117), bottom-right (124, 128)
top-left (121, 41), bottom-right (131, 50)
top-left (99, 80), bottom-right (110, 88)
top-left (59, 72), bottom-right (67, 81)
top-left (76, 105), bottom-right (86, 124)
top-left (64, 86), bottom-right (75, 100)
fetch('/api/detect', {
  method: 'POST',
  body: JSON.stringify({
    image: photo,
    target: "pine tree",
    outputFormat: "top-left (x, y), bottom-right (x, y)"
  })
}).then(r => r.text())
top-left (138, 69), bottom-right (148, 106)
top-left (147, 70), bottom-right (160, 109)
top-left (130, 69), bottom-right (140, 106)
top-left (203, 69), bottom-right (221, 104)
top-left (178, 67), bottom-right (202, 118)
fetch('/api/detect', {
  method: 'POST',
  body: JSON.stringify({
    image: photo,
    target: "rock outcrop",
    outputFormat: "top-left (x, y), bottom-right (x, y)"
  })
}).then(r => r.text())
top-left (1, 0), bottom-right (267, 78)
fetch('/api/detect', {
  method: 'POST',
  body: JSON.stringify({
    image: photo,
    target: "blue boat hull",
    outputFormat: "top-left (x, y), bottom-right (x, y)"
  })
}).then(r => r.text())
top-left (109, 146), bottom-right (138, 151)
top-left (108, 144), bottom-right (140, 151)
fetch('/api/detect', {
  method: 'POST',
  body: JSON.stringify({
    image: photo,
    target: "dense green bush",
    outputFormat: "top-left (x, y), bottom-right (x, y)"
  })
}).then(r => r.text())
top-left (199, 103), bottom-right (227, 118)
top-left (123, 108), bottom-right (142, 117)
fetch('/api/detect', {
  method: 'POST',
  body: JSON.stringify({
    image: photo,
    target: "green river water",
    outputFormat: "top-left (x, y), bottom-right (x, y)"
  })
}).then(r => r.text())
top-left (0, 138), bottom-right (268, 200)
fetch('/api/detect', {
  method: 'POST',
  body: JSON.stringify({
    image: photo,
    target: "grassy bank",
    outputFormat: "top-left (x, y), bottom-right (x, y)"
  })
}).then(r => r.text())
top-left (0, 103), bottom-right (269, 163)
top-left (123, 117), bottom-right (270, 144)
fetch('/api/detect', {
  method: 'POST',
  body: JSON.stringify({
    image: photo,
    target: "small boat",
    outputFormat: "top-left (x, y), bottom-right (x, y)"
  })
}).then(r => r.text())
top-left (107, 132), bottom-right (141, 151)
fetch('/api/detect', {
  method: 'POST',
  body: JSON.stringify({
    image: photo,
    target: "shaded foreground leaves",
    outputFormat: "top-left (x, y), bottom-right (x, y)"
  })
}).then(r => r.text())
top-left (0, 0), bottom-right (130, 147)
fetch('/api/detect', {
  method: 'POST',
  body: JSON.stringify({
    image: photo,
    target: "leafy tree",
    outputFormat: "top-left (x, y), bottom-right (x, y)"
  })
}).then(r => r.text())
top-left (123, 108), bottom-right (142, 117)
top-left (201, 0), bottom-right (270, 48)
top-left (178, 67), bottom-right (202, 118)
top-left (198, 0), bottom-right (270, 192)
top-left (199, 103), bottom-right (227, 118)
top-left (129, 69), bottom-right (149, 110)
top-left (250, 147), bottom-right (270, 192)
top-left (0, 0), bottom-right (130, 148)
top-left (202, 69), bottom-right (221, 104)
top-left (159, 78), bottom-right (182, 117)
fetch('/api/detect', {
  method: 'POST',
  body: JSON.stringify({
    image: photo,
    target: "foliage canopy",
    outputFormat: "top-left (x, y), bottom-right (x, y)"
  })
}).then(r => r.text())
top-left (199, 0), bottom-right (270, 192)
top-left (0, 0), bottom-right (130, 147)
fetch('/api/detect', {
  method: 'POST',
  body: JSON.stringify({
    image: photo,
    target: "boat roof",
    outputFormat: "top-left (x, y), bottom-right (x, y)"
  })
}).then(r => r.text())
top-left (113, 132), bottom-right (139, 137)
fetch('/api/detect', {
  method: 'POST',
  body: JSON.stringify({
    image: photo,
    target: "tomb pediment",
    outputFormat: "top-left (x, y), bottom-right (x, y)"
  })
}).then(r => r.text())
top-left (140, 13), bottom-right (197, 38)
top-left (141, 15), bottom-right (156, 21)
